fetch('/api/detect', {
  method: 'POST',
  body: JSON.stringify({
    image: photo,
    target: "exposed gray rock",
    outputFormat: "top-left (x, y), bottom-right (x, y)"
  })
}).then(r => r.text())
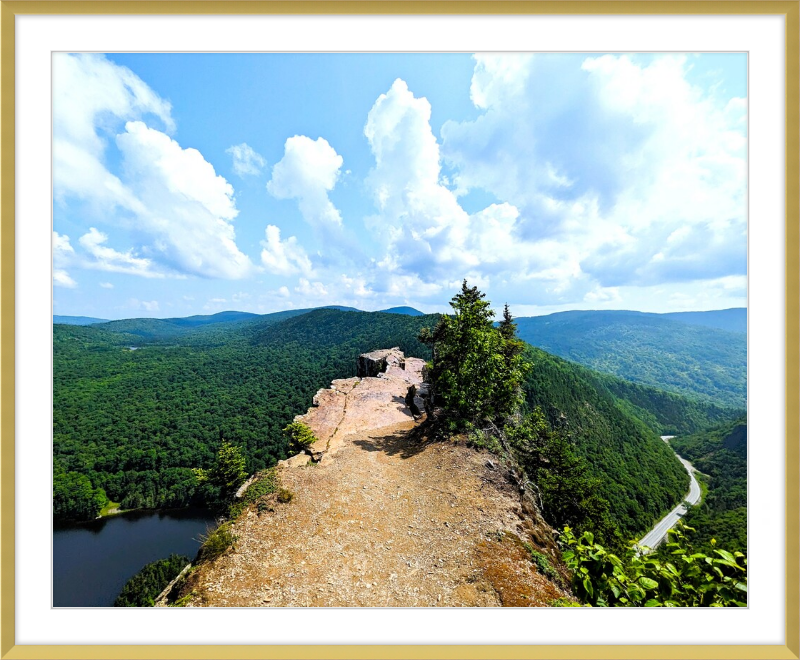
top-left (311, 388), bottom-right (326, 407)
top-left (356, 347), bottom-right (404, 378)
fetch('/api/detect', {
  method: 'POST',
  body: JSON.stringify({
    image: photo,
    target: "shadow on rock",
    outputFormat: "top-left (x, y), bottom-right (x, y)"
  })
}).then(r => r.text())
top-left (351, 427), bottom-right (432, 460)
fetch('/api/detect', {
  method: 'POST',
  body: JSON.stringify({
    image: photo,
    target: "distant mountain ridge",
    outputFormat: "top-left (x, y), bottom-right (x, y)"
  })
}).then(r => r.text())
top-left (379, 306), bottom-right (425, 316)
top-left (53, 315), bottom-right (109, 326)
top-left (515, 309), bottom-right (746, 407)
top-left (660, 308), bottom-right (746, 334)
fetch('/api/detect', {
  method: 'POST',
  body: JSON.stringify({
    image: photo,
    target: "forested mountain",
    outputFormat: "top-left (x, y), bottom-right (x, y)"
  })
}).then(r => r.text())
top-left (165, 311), bottom-right (260, 327)
top-left (379, 306), bottom-right (425, 316)
top-left (585, 373), bottom-right (740, 437)
top-left (521, 346), bottom-right (689, 536)
top-left (661, 308), bottom-right (746, 334)
top-left (669, 417), bottom-right (747, 553)
top-left (515, 310), bottom-right (746, 407)
top-left (53, 315), bottom-right (109, 325)
top-left (54, 307), bottom-right (716, 536)
top-left (90, 309), bottom-right (307, 340)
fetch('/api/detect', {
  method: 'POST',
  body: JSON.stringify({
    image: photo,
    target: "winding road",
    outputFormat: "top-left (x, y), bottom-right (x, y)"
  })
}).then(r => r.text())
top-left (636, 436), bottom-right (701, 553)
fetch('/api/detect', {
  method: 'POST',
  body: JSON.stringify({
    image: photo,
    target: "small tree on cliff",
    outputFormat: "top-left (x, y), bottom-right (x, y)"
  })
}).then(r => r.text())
top-left (419, 281), bottom-right (525, 428)
top-left (193, 439), bottom-right (248, 494)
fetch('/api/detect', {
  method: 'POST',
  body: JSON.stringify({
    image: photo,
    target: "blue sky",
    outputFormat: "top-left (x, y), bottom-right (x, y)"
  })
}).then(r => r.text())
top-left (52, 53), bottom-right (747, 319)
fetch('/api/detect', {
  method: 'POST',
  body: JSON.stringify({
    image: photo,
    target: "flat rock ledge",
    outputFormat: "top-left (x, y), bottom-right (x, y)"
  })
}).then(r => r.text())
top-left (279, 349), bottom-right (426, 467)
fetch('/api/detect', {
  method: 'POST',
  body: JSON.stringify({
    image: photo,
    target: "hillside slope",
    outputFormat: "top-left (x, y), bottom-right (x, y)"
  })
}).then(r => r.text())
top-left (523, 346), bottom-right (689, 536)
top-left (515, 310), bottom-right (746, 407)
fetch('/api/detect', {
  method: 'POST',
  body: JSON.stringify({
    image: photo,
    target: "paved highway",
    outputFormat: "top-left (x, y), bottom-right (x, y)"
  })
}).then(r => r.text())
top-left (636, 436), bottom-right (701, 554)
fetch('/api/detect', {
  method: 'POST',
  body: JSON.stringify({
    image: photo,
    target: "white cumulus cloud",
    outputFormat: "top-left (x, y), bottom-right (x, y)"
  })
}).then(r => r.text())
top-left (260, 225), bottom-right (314, 277)
top-left (78, 227), bottom-right (163, 278)
top-left (116, 121), bottom-right (254, 279)
top-left (53, 54), bottom-right (254, 281)
top-left (53, 270), bottom-right (77, 288)
top-left (435, 54), bottom-right (747, 305)
top-left (267, 136), bottom-right (344, 227)
top-left (226, 142), bottom-right (266, 177)
top-left (53, 53), bottom-right (172, 212)
top-left (53, 231), bottom-right (77, 288)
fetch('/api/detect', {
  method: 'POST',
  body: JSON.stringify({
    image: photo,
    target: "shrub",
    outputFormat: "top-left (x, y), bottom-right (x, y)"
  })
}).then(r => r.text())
top-left (228, 469), bottom-right (278, 518)
top-left (196, 522), bottom-right (237, 563)
top-left (523, 542), bottom-right (562, 584)
top-left (467, 425), bottom-right (502, 454)
top-left (277, 487), bottom-right (294, 503)
top-left (193, 439), bottom-right (248, 495)
top-left (418, 281), bottom-right (526, 429)
top-left (560, 523), bottom-right (746, 607)
top-left (283, 422), bottom-right (318, 454)
top-left (257, 498), bottom-right (274, 514)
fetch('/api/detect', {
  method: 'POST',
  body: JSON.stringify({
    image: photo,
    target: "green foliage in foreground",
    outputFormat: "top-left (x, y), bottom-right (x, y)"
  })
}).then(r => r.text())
top-left (113, 554), bottom-right (189, 607)
top-left (560, 524), bottom-right (747, 607)
top-left (283, 422), bottom-right (317, 454)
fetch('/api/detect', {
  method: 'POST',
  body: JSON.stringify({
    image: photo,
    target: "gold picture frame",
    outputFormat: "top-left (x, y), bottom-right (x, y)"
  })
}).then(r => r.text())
top-left (2, 2), bottom-right (798, 658)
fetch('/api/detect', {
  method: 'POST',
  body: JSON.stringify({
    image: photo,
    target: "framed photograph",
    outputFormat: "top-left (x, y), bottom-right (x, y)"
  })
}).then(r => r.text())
top-left (2, 2), bottom-right (798, 659)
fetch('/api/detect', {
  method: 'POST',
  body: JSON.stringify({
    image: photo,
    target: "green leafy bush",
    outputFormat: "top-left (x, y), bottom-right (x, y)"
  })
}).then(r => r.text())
top-left (114, 554), bottom-right (189, 607)
top-left (283, 422), bottom-right (318, 454)
top-left (560, 523), bottom-right (746, 607)
top-left (276, 487), bottom-right (294, 503)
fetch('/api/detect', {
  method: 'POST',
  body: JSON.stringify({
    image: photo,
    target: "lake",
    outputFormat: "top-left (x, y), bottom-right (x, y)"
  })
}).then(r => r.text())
top-left (53, 508), bottom-right (217, 607)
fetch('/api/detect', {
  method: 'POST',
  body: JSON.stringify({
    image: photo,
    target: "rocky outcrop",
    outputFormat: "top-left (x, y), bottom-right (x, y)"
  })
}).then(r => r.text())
top-left (356, 347), bottom-right (404, 378)
top-left (281, 349), bottom-right (426, 466)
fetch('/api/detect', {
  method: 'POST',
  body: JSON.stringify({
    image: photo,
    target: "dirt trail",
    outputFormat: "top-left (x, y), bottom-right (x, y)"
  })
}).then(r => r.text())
top-left (184, 355), bottom-right (569, 607)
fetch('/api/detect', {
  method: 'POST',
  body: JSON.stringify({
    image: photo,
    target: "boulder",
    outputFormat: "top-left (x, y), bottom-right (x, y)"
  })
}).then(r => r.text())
top-left (356, 347), bottom-right (404, 378)
top-left (280, 453), bottom-right (309, 469)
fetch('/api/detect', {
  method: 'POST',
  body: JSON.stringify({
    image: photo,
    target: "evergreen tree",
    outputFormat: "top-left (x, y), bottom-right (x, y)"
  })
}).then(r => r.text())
top-left (494, 304), bottom-right (528, 421)
top-left (420, 280), bottom-right (500, 425)
top-left (193, 439), bottom-right (248, 494)
top-left (420, 282), bottom-right (526, 428)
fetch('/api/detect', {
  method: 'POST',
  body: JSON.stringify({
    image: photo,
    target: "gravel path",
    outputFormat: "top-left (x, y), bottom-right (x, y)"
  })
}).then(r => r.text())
top-left (183, 359), bottom-right (570, 607)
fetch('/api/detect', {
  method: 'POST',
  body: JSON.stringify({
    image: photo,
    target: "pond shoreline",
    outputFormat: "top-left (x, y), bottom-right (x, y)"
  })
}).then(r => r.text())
top-left (54, 507), bottom-right (217, 606)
